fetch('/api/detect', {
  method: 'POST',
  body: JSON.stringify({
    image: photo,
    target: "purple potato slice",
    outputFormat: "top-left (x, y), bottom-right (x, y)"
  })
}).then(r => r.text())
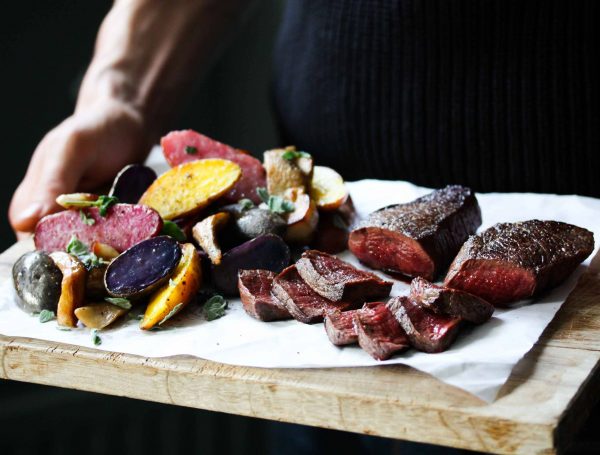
top-left (212, 234), bottom-right (290, 295)
top-left (104, 236), bottom-right (181, 298)
top-left (109, 164), bottom-right (157, 204)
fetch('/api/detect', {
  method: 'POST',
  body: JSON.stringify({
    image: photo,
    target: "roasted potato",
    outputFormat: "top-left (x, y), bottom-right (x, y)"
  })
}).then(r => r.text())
top-left (283, 188), bottom-right (319, 244)
top-left (109, 164), bottom-right (157, 204)
top-left (310, 166), bottom-right (348, 211)
top-left (140, 243), bottom-right (202, 330)
top-left (139, 158), bottom-right (241, 220)
top-left (75, 303), bottom-right (128, 329)
top-left (12, 251), bottom-right (62, 314)
top-left (192, 212), bottom-right (231, 265)
top-left (49, 252), bottom-right (87, 327)
top-left (264, 147), bottom-right (313, 196)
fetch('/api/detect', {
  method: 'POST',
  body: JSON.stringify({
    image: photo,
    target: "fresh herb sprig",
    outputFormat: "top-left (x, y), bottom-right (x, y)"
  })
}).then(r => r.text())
top-left (66, 236), bottom-right (107, 269)
top-left (105, 297), bottom-right (132, 310)
top-left (160, 220), bottom-right (186, 241)
top-left (282, 150), bottom-right (311, 161)
top-left (79, 210), bottom-right (95, 226)
top-left (238, 198), bottom-right (255, 211)
top-left (256, 187), bottom-right (295, 214)
top-left (39, 309), bottom-right (55, 323)
top-left (91, 329), bottom-right (102, 346)
top-left (203, 295), bottom-right (228, 321)
top-left (67, 195), bottom-right (119, 217)
top-left (185, 146), bottom-right (198, 155)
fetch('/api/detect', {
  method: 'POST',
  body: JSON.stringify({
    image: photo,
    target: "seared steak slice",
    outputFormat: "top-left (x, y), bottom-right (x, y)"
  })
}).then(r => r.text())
top-left (296, 250), bottom-right (392, 303)
top-left (444, 220), bottom-right (595, 305)
top-left (389, 296), bottom-right (462, 353)
top-left (410, 277), bottom-right (493, 324)
top-left (238, 270), bottom-right (291, 321)
top-left (271, 265), bottom-right (357, 324)
top-left (324, 309), bottom-right (359, 346)
top-left (348, 185), bottom-right (481, 280)
top-left (354, 302), bottom-right (410, 360)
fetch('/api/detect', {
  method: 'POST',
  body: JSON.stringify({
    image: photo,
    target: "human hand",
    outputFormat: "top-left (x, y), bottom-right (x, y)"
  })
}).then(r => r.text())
top-left (9, 100), bottom-right (150, 238)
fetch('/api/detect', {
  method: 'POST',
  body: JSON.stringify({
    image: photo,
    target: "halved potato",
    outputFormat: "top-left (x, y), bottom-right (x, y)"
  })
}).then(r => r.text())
top-left (310, 166), bottom-right (348, 211)
top-left (91, 242), bottom-right (120, 261)
top-left (139, 159), bottom-right (241, 220)
top-left (264, 147), bottom-right (313, 196)
top-left (140, 243), bottom-right (202, 330)
top-left (192, 212), bottom-right (231, 265)
top-left (49, 252), bottom-right (86, 327)
top-left (283, 188), bottom-right (319, 244)
top-left (75, 303), bottom-right (127, 329)
top-left (56, 193), bottom-right (98, 209)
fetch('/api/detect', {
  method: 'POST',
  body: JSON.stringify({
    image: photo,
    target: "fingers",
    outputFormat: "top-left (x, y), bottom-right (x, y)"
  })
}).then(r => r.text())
top-left (9, 123), bottom-right (88, 235)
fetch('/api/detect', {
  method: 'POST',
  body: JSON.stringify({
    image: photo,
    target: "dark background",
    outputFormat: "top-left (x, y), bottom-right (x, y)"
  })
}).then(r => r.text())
top-left (0, 1), bottom-right (599, 454)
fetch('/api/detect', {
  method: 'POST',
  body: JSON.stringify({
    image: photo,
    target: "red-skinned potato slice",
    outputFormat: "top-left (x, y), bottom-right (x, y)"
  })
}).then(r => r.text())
top-left (310, 166), bottom-right (348, 211)
top-left (161, 129), bottom-right (266, 204)
top-left (49, 252), bottom-right (86, 328)
top-left (139, 159), bottom-right (241, 220)
top-left (34, 204), bottom-right (162, 253)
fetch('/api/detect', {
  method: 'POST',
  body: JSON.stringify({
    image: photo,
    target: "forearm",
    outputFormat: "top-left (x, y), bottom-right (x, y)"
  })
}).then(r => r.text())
top-left (76, 0), bottom-right (253, 138)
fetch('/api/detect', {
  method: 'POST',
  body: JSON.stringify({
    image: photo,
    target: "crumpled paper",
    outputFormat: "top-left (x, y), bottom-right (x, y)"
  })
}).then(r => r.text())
top-left (1, 152), bottom-right (598, 402)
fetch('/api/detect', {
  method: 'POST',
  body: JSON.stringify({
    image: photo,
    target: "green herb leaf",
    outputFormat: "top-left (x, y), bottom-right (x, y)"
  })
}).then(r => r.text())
top-left (91, 329), bottom-right (102, 346)
top-left (281, 150), bottom-right (311, 161)
top-left (238, 198), bottom-right (255, 211)
top-left (158, 303), bottom-right (183, 326)
top-left (255, 188), bottom-right (295, 214)
top-left (256, 187), bottom-right (270, 204)
top-left (56, 326), bottom-right (71, 331)
top-left (105, 297), bottom-right (132, 310)
top-left (203, 295), bottom-right (228, 321)
top-left (185, 146), bottom-right (198, 155)
top-left (79, 210), bottom-right (95, 226)
top-left (160, 220), bottom-right (186, 242)
top-left (96, 195), bottom-right (119, 217)
top-left (39, 309), bottom-right (55, 323)
top-left (66, 236), bottom-right (107, 269)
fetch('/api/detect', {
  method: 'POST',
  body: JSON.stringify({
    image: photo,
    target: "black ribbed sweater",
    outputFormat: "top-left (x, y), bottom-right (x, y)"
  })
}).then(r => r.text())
top-left (272, 0), bottom-right (600, 196)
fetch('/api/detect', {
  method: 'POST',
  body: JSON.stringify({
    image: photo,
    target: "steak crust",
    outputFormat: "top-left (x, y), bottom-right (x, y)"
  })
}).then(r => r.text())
top-left (271, 265), bottom-right (358, 324)
top-left (444, 220), bottom-right (595, 305)
top-left (354, 302), bottom-right (410, 360)
top-left (349, 185), bottom-right (481, 280)
top-left (389, 296), bottom-right (462, 353)
top-left (296, 250), bottom-right (392, 303)
top-left (410, 277), bottom-right (493, 324)
top-left (238, 270), bottom-right (291, 321)
top-left (324, 309), bottom-right (359, 346)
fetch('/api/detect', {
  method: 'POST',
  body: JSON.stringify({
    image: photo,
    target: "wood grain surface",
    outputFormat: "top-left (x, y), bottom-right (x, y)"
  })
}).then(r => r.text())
top-left (1, 239), bottom-right (599, 454)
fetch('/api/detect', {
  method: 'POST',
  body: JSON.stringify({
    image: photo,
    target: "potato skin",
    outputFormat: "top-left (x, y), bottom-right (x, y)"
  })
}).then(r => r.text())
top-left (140, 243), bottom-right (202, 330)
top-left (49, 252), bottom-right (87, 327)
top-left (12, 251), bottom-right (62, 314)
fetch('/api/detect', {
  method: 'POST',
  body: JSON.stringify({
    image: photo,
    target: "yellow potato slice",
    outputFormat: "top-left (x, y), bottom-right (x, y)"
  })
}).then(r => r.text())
top-left (192, 212), bottom-right (231, 265)
top-left (49, 252), bottom-right (86, 328)
top-left (75, 303), bottom-right (127, 330)
top-left (140, 243), bottom-right (202, 330)
top-left (310, 165), bottom-right (348, 211)
top-left (139, 159), bottom-right (241, 220)
top-left (283, 188), bottom-right (319, 244)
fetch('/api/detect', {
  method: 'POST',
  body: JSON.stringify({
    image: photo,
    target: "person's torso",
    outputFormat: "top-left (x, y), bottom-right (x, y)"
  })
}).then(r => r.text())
top-left (272, 0), bottom-right (600, 196)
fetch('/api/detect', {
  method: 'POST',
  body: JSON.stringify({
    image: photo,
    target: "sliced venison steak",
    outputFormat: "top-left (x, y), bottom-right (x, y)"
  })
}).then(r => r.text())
top-left (410, 277), bottom-right (493, 324)
top-left (324, 309), bottom-right (359, 346)
top-left (389, 296), bottom-right (462, 353)
top-left (271, 265), bottom-right (358, 324)
top-left (354, 302), bottom-right (410, 360)
top-left (348, 185), bottom-right (481, 281)
top-left (444, 220), bottom-right (595, 305)
top-left (296, 250), bottom-right (392, 303)
top-left (238, 270), bottom-right (291, 321)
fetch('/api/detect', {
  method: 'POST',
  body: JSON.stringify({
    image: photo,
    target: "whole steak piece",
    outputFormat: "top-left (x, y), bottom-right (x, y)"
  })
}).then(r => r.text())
top-left (238, 270), bottom-right (291, 321)
top-left (323, 309), bottom-right (359, 346)
top-left (444, 220), bottom-right (595, 305)
top-left (389, 296), bottom-right (462, 353)
top-left (410, 277), bottom-right (494, 324)
top-left (296, 250), bottom-right (392, 303)
top-left (271, 265), bottom-right (358, 324)
top-left (354, 302), bottom-right (410, 360)
top-left (349, 185), bottom-right (481, 281)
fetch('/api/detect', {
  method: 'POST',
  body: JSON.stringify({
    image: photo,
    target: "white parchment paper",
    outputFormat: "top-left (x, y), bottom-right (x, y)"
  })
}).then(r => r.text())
top-left (1, 153), bottom-right (598, 402)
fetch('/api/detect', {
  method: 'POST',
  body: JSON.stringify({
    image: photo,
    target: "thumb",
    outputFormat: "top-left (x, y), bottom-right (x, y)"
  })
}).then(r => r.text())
top-left (9, 131), bottom-right (87, 235)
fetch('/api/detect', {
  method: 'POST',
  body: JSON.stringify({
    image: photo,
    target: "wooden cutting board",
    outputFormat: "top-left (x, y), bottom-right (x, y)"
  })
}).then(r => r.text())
top-left (1, 239), bottom-right (599, 454)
